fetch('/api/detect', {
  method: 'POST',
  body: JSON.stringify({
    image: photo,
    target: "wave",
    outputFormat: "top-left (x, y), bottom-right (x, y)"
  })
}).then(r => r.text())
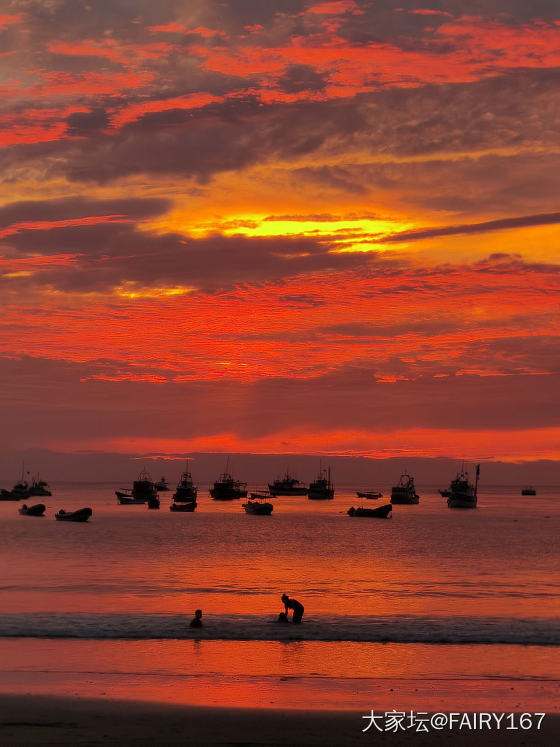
top-left (0, 613), bottom-right (558, 645)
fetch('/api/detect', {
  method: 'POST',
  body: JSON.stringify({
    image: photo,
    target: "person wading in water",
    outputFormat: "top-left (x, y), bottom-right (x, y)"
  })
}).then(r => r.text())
top-left (281, 593), bottom-right (304, 624)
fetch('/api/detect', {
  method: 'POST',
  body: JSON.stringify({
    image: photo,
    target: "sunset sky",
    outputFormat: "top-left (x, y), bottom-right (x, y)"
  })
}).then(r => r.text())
top-left (1, 0), bottom-right (559, 472)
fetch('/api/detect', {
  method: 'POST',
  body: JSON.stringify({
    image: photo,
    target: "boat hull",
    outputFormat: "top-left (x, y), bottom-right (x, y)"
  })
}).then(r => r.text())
top-left (170, 501), bottom-right (197, 512)
top-left (55, 507), bottom-right (92, 522)
top-left (0, 491), bottom-right (22, 501)
top-left (243, 501), bottom-right (273, 515)
top-left (348, 504), bottom-right (392, 518)
top-left (116, 491), bottom-right (146, 504)
top-left (447, 496), bottom-right (477, 508)
top-left (390, 492), bottom-right (419, 504)
top-left (174, 489), bottom-right (198, 501)
top-left (19, 503), bottom-right (46, 516)
top-left (210, 489), bottom-right (247, 500)
top-left (308, 491), bottom-right (334, 500)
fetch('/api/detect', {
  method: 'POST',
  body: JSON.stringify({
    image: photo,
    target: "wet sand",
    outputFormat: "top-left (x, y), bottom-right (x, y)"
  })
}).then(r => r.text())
top-left (0, 695), bottom-right (557, 745)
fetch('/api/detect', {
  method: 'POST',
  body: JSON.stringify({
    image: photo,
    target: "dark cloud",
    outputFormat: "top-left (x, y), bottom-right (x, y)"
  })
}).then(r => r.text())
top-left (0, 197), bottom-right (171, 228)
top-left (1, 222), bottom-right (371, 292)
top-left (0, 355), bottom-right (557, 456)
top-left (276, 64), bottom-right (327, 93)
top-left (66, 108), bottom-right (110, 136)
top-left (382, 211), bottom-right (560, 244)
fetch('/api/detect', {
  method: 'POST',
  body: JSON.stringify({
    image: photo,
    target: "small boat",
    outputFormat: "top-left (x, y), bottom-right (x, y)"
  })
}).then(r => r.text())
top-left (147, 495), bottom-right (160, 509)
top-left (28, 477), bottom-right (52, 497)
top-left (268, 472), bottom-right (307, 496)
top-left (0, 480), bottom-right (30, 500)
top-left (348, 504), bottom-right (392, 518)
top-left (446, 464), bottom-right (480, 508)
top-left (308, 466), bottom-right (334, 500)
top-left (250, 492), bottom-right (272, 499)
top-left (1, 462), bottom-right (33, 500)
top-left (19, 503), bottom-right (46, 516)
top-left (174, 462), bottom-right (198, 501)
top-left (115, 469), bottom-right (158, 504)
top-left (438, 489), bottom-right (451, 498)
top-left (55, 507), bottom-right (92, 522)
top-left (155, 477), bottom-right (169, 491)
top-left (521, 486), bottom-right (536, 496)
top-left (210, 467), bottom-right (247, 500)
top-left (170, 501), bottom-right (197, 512)
top-left (243, 499), bottom-right (274, 515)
top-left (356, 491), bottom-right (382, 500)
top-left (390, 473), bottom-right (419, 504)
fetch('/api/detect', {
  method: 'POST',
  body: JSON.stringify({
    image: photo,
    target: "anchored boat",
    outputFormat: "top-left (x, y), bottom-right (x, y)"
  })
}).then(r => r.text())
top-left (19, 503), bottom-right (46, 516)
top-left (155, 476), bottom-right (169, 491)
top-left (116, 469), bottom-right (158, 504)
top-left (174, 462), bottom-right (198, 502)
top-left (210, 469), bottom-right (247, 500)
top-left (446, 464), bottom-right (480, 508)
top-left (243, 499), bottom-right (274, 515)
top-left (308, 466), bottom-right (334, 500)
top-left (390, 473), bottom-right (419, 504)
top-left (170, 501), bottom-right (197, 512)
top-left (348, 504), bottom-right (392, 518)
top-left (55, 507), bottom-right (92, 522)
top-left (268, 472), bottom-right (307, 496)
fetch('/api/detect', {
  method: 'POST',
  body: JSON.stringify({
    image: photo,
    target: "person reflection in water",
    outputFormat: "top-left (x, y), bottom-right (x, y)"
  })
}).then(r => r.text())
top-left (189, 609), bottom-right (203, 628)
top-left (281, 593), bottom-right (304, 624)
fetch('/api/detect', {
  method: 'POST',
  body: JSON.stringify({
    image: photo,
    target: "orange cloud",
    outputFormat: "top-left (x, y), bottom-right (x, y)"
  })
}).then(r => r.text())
top-left (0, 14), bottom-right (22, 30)
top-left (306, 1), bottom-right (361, 14)
top-left (111, 93), bottom-right (222, 128)
top-left (44, 426), bottom-right (560, 462)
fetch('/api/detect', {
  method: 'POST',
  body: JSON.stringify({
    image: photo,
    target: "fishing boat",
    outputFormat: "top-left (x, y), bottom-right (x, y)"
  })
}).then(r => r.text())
top-left (210, 470), bottom-right (247, 500)
top-left (250, 492), bottom-right (271, 499)
top-left (446, 464), bottom-right (480, 508)
top-left (173, 463), bottom-right (198, 501)
top-left (1, 475), bottom-right (31, 500)
top-left (0, 485), bottom-right (27, 500)
top-left (390, 473), bottom-right (419, 504)
top-left (521, 486), bottom-right (536, 496)
top-left (28, 477), bottom-right (52, 496)
top-left (347, 504), bottom-right (392, 518)
top-left (308, 466), bottom-right (334, 500)
top-left (55, 507), bottom-right (92, 522)
top-left (19, 503), bottom-right (46, 516)
top-left (243, 499), bottom-right (274, 515)
top-left (155, 476), bottom-right (169, 491)
top-left (147, 495), bottom-right (160, 509)
top-left (438, 488), bottom-right (451, 498)
top-left (356, 491), bottom-right (382, 500)
top-left (170, 501), bottom-right (197, 512)
top-left (115, 469), bottom-right (158, 504)
top-left (268, 472), bottom-right (307, 496)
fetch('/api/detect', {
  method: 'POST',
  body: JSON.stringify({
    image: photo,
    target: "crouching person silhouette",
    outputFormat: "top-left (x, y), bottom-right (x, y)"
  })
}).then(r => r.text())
top-left (281, 593), bottom-right (304, 624)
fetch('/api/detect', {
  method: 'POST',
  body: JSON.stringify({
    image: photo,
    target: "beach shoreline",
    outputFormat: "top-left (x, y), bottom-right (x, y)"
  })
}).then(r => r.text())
top-left (0, 695), bottom-right (558, 745)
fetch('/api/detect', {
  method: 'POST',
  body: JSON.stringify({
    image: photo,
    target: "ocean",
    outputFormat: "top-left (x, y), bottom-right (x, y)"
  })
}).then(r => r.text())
top-left (0, 482), bottom-right (558, 711)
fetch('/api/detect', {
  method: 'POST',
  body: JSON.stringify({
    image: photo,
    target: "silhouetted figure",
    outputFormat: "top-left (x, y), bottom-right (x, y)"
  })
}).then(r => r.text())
top-left (277, 612), bottom-right (289, 623)
top-left (189, 609), bottom-right (203, 628)
top-left (281, 593), bottom-right (304, 624)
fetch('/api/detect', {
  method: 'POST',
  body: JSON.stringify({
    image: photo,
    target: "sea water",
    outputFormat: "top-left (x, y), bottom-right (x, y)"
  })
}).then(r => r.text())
top-left (0, 483), bottom-right (558, 710)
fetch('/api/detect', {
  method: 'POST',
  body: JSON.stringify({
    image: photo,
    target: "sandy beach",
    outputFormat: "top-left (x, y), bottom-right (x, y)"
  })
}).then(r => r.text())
top-left (0, 695), bottom-right (557, 746)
